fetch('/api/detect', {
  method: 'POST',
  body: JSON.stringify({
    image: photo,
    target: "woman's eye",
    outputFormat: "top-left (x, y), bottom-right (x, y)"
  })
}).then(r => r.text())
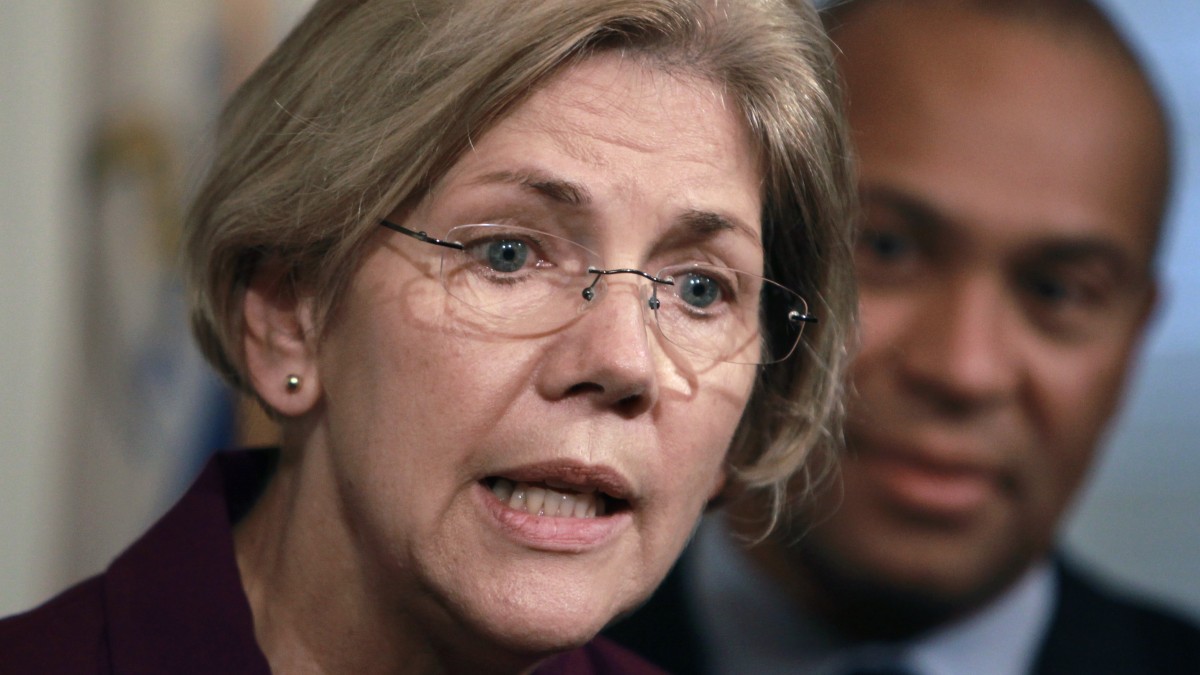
top-left (473, 239), bottom-right (530, 273)
top-left (678, 273), bottom-right (723, 309)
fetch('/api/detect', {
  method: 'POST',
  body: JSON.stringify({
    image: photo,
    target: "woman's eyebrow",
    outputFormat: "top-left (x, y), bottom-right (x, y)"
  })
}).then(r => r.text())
top-left (473, 169), bottom-right (592, 207)
top-left (469, 170), bottom-right (759, 243)
top-left (676, 208), bottom-right (760, 245)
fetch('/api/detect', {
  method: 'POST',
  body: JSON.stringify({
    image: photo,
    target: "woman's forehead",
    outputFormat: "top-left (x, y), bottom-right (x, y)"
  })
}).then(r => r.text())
top-left (421, 55), bottom-right (764, 238)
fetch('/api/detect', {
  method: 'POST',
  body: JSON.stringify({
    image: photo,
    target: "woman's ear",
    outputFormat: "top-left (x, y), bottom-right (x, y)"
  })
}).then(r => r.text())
top-left (243, 261), bottom-right (322, 417)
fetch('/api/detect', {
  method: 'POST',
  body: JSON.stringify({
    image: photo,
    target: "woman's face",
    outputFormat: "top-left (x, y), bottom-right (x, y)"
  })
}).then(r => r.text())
top-left (311, 54), bottom-right (762, 653)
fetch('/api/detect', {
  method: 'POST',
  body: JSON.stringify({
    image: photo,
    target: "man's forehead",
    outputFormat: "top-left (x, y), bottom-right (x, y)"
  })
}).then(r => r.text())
top-left (838, 3), bottom-right (1167, 270)
top-left (840, 10), bottom-right (1166, 267)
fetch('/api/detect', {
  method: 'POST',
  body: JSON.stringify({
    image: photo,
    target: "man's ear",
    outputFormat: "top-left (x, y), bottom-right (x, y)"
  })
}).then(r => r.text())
top-left (243, 261), bottom-right (321, 417)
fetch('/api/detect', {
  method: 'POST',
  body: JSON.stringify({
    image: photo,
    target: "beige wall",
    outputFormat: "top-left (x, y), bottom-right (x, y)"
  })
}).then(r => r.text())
top-left (0, 0), bottom-right (88, 614)
top-left (0, 0), bottom-right (312, 617)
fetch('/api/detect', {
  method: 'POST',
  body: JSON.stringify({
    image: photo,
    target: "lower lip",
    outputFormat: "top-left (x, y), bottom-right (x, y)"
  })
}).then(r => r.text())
top-left (474, 483), bottom-right (633, 552)
top-left (856, 452), bottom-right (999, 520)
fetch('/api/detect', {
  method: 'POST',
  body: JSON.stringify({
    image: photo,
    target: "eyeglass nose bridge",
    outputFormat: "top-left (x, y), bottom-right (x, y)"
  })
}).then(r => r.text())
top-left (581, 267), bottom-right (675, 310)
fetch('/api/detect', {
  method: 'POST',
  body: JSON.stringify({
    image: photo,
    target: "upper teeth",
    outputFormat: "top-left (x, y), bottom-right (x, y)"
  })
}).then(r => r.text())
top-left (490, 478), bottom-right (605, 518)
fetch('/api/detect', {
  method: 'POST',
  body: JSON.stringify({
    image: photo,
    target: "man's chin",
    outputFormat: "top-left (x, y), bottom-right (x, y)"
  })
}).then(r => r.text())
top-left (790, 532), bottom-right (1033, 640)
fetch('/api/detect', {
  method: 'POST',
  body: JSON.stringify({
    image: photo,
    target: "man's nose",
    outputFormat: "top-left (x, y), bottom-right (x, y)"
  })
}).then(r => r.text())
top-left (896, 274), bottom-right (1021, 411)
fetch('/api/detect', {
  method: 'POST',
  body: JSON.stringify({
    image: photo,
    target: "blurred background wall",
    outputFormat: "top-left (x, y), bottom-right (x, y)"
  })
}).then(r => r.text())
top-left (0, 0), bottom-right (311, 616)
top-left (1, 0), bottom-right (1197, 622)
top-left (1062, 0), bottom-right (1200, 623)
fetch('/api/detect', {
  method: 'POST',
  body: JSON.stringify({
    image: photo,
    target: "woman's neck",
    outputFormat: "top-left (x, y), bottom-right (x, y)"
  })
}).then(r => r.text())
top-left (233, 438), bottom-right (428, 673)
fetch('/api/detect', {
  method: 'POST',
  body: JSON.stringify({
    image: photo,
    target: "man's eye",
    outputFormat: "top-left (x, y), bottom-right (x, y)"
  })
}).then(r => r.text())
top-left (1020, 269), bottom-right (1121, 341)
top-left (859, 229), bottom-right (914, 261)
top-left (1029, 276), bottom-right (1073, 303)
top-left (1024, 268), bottom-right (1109, 310)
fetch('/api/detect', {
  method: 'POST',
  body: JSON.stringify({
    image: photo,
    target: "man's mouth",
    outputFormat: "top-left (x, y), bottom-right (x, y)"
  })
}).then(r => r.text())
top-left (848, 437), bottom-right (1007, 521)
top-left (484, 477), bottom-right (628, 518)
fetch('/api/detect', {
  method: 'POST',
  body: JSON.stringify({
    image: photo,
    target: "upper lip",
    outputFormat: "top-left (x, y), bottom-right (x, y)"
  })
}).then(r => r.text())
top-left (488, 460), bottom-right (635, 502)
top-left (847, 426), bottom-right (1008, 476)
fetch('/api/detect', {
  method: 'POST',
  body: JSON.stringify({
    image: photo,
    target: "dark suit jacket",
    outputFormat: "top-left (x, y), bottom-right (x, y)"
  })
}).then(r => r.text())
top-left (605, 550), bottom-right (1200, 674)
top-left (0, 450), bottom-right (663, 675)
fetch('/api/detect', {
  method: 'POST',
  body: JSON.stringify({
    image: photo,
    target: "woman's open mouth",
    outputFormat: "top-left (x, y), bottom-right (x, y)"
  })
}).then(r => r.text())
top-left (484, 477), bottom-right (630, 518)
top-left (475, 462), bottom-right (636, 550)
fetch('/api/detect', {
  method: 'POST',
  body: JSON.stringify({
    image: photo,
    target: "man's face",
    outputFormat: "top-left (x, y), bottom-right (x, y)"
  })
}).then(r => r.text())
top-left (793, 3), bottom-right (1165, 619)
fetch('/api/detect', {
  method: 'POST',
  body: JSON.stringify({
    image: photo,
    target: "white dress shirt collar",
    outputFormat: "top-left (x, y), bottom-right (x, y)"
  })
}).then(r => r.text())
top-left (688, 514), bottom-right (1057, 675)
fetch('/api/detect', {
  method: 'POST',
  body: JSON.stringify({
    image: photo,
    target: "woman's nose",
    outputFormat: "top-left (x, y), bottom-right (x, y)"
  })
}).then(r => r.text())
top-left (534, 279), bottom-right (660, 416)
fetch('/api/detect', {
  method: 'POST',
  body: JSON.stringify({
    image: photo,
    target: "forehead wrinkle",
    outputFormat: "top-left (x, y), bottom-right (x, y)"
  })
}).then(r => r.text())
top-left (531, 63), bottom-right (740, 169)
top-left (527, 99), bottom-right (654, 171)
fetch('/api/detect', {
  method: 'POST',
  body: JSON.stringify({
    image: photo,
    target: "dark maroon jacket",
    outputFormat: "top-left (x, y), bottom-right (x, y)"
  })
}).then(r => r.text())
top-left (0, 451), bottom-right (662, 674)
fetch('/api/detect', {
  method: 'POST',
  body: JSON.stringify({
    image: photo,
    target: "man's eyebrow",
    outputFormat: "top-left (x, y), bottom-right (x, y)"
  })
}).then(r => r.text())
top-left (1034, 239), bottom-right (1145, 279)
top-left (860, 184), bottom-right (951, 233)
top-left (864, 184), bottom-right (1151, 280)
top-left (472, 169), bottom-right (591, 207)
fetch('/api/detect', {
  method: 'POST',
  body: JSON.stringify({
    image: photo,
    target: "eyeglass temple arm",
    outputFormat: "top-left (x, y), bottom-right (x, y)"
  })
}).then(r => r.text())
top-left (381, 220), bottom-right (466, 251)
top-left (581, 267), bottom-right (674, 301)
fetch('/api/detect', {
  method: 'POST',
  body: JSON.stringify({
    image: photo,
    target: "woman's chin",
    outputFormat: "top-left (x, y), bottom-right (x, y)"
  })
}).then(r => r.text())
top-left (434, 615), bottom-right (596, 671)
top-left (448, 580), bottom-right (632, 658)
top-left (489, 621), bottom-right (598, 658)
top-left (416, 493), bottom-right (656, 655)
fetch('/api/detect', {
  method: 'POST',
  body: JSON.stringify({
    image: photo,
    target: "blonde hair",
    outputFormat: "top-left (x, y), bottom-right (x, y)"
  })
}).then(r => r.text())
top-left (184, 0), bottom-right (856, 523)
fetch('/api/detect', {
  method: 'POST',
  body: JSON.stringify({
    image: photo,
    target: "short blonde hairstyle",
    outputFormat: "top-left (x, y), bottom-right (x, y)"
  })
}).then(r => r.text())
top-left (184, 0), bottom-right (856, 522)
